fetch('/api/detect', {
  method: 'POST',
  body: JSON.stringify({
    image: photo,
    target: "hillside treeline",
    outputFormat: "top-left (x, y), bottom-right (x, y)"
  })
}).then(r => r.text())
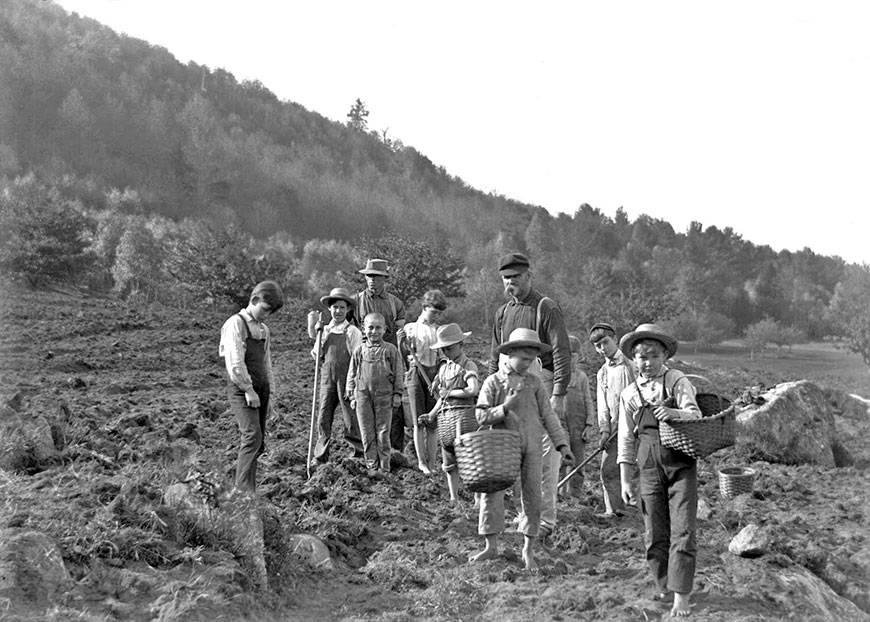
top-left (0, 0), bottom-right (865, 351)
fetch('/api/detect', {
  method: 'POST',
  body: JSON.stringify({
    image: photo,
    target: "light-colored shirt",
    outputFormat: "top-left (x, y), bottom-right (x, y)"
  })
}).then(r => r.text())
top-left (616, 366), bottom-right (700, 465)
top-left (403, 315), bottom-right (440, 367)
top-left (596, 350), bottom-right (635, 433)
top-left (312, 319), bottom-right (362, 357)
top-left (219, 308), bottom-right (274, 392)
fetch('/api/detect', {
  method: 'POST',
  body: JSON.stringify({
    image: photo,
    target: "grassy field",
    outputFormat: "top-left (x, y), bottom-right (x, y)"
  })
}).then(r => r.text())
top-left (673, 339), bottom-right (870, 397)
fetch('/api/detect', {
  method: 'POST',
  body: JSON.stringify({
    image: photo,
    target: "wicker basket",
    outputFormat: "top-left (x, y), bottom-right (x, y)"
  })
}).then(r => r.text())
top-left (718, 465), bottom-right (756, 498)
top-left (659, 374), bottom-right (736, 460)
top-left (437, 403), bottom-right (477, 449)
top-left (455, 422), bottom-right (521, 494)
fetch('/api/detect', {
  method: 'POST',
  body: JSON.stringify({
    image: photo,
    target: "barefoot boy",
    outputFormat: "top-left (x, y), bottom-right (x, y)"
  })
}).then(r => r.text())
top-left (617, 323), bottom-right (701, 617)
top-left (471, 328), bottom-right (574, 572)
top-left (347, 313), bottom-right (404, 472)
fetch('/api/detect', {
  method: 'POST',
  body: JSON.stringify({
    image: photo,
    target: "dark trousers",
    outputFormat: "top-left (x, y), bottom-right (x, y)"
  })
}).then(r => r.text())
top-left (637, 434), bottom-right (698, 594)
top-left (390, 404), bottom-right (407, 450)
top-left (229, 386), bottom-right (269, 491)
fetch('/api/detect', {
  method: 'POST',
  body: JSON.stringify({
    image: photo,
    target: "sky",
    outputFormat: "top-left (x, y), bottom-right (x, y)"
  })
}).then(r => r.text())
top-left (54, 0), bottom-right (870, 264)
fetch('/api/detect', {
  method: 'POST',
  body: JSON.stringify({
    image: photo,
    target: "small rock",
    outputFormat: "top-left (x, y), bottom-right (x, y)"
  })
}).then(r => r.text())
top-left (287, 534), bottom-right (332, 569)
top-left (697, 498), bottom-right (712, 521)
top-left (729, 523), bottom-right (770, 558)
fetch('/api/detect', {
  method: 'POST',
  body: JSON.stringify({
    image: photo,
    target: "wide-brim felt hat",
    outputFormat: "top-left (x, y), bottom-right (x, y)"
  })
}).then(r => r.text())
top-left (619, 323), bottom-right (678, 358)
top-left (497, 327), bottom-right (552, 355)
top-left (430, 323), bottom-right (472, 349)
top-left (320, 287), bottom-right (355, 308)
top-left (359, 258), bottom-right (390, 276)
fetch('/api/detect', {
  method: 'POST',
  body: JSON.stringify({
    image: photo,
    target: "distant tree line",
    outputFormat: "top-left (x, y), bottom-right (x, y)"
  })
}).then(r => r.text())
top-left (1, 0), bottom-right (869, 366)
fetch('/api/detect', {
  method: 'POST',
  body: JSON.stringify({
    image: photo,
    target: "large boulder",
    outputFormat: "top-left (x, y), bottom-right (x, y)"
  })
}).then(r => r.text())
top-left (0, 529), bottom-right (70, 612)
top-left (735, 381), bottom-right (837, 466)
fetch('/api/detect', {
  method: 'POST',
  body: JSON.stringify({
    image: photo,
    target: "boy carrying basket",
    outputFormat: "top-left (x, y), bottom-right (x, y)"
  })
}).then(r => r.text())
top-left (472, 328), bottom-right (574, 572)
top-left (617, 323), bottom-right (701, 617)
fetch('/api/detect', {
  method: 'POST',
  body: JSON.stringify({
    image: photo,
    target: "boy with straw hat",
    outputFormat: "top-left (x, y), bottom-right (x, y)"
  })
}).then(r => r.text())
top-left (418, 322), bottom-right (479, 505)
top-left (616, 323), bottom-right (701, 617)
top-left (307, 287), bottom-right (363, 465)
top-left (472, 328), bottom-right (574, 572)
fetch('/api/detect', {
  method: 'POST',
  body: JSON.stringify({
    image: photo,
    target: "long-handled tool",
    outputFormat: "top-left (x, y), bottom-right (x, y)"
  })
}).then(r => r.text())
top-left (557, 429), bottom-right (618, 488)
top-left (306, 312), bottom-right (325, 480)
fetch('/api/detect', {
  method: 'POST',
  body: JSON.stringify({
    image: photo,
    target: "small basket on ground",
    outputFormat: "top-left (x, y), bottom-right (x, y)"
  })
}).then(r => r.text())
top-left (437, 402), bottom-right (477, 449)
top-left (659, 374), bottom-right (736, 460)
top-left (718, 465), bottom-right (756, 498)
top-left (454, 420), bottom-right (521, 494)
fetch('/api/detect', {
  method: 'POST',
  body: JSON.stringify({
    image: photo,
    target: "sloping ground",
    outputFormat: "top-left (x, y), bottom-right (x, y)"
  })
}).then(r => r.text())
top-left (0, 287), bottom-right (868, 622)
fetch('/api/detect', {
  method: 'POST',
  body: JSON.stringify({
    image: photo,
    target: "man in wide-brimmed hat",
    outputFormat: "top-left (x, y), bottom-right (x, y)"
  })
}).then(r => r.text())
top-left (354, 258), bottom-right (408, 455)
top-left (489, 252), bottom-right (571, 536)
top-left (615, 323), bottom-right (700, 618)
top-left (307, 287), bottom-right (364, 464)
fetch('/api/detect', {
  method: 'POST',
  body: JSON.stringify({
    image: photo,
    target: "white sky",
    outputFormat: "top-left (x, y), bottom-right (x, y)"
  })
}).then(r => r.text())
top-left (54, 0), bottom-right (870, 264)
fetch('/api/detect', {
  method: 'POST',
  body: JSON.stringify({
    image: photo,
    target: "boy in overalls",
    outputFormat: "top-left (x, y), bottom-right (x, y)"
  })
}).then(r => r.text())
top-left (219, 280), bottom-right (284, 491)
top-left (472, 328), bottom-right (574, 572)
top-left (616, 324), bottom-right (701, 618)
top-left (347, 313), bottom-right (404, 472)
top-left (418, 323), bottom-right (479, 505)
top-left (308, 287), bottom-right (363, 465)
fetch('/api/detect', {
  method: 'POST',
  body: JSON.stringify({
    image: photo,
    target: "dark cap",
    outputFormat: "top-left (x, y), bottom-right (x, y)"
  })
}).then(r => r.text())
top-left (588, 322), bottom-right (616, 337)
top-left (498, 252), bottom-right (531, 274)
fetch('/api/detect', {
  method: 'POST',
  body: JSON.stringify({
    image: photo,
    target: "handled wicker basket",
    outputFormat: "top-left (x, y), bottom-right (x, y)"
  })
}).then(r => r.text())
top-left (454, 419), bottom-right (521, 494)
top-left (718, 465), bottom-right (756, 498)
top-left (659, 374), bottom-right (736, 460)
top-left (437, 402), bottom-right (478, 449)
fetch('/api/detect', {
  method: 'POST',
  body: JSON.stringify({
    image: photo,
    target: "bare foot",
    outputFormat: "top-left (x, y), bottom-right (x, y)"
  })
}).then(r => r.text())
top-left (652, 591), bottom-right (671, 601)
top-left (418, 463), bottom-right (432, 475)
top-left (468, 548), bottom-right (498, 563)
top-left (521, 550), bottom-right (538, 573)
top-left (671, 592), bottom-right (691, 617)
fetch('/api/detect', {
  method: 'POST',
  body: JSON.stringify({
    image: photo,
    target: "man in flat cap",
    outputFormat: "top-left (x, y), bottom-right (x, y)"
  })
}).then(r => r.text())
top-left (489, 252), bottom-right (571, 536)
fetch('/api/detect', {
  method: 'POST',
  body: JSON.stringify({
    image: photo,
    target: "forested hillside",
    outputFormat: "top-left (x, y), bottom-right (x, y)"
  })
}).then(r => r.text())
top-left (1, 0), bottom-right (867, 356)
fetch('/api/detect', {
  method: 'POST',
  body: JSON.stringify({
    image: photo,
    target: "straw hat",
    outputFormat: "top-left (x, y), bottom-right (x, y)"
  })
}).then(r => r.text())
top-left (429, 323), bottom-right (472, 349)
top-left (359, 258), bottom-right (390, 276)
top-left (320, 287), bottom-right (355, 308)
top-left (496, 327), bottom-right (552, 355)
top-left (619, 323), bottom-right (678, 358)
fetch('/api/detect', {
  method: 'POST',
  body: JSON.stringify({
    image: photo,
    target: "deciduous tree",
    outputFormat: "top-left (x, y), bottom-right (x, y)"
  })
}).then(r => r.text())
top-left (828, 264), bottom-right (870, 368)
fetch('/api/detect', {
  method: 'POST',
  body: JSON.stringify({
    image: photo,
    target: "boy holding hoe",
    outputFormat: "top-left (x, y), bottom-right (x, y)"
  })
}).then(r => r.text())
top-left (589, 321), bottom-right (636, 516)
top-left (617, 323), bottom-right (701, 618)
top-left (307, 287), bottom-right (363, 466)
top-left (472, 328), bottom-right (574, 572)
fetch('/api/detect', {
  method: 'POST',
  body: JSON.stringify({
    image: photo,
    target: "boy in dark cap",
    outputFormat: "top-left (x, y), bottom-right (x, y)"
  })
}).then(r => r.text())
top-left (589, 321), bottom-right (637, 516)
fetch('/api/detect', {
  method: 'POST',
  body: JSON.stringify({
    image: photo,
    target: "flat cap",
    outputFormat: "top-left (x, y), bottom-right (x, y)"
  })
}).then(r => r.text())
top-left (498, 252), bottom-right (531, 274)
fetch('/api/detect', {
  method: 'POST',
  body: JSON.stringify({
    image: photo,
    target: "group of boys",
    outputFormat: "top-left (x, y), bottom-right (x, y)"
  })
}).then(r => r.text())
top-left (221, 252), bottom-right (702, 618)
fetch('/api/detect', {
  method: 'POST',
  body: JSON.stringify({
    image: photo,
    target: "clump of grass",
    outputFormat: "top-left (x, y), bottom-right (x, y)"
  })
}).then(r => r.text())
top-left (362, 543), bottom-right (432, 590)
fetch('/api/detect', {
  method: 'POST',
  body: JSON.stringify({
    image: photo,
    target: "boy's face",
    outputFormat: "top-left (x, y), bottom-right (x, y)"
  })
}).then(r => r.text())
top-left (250, 299), bottom-right (274, 322)
top-left (421, 305), bottom-right (442, 323)
top-left (593, 335), bottom-right (618, 359)
top-left (506, 346), bottom-right (539, 375)
top-left (329, 300), bottom-right (349, 323)
top-left (364, 317), bottom-right (386, 343)
top-left (440, 342), bottom-right (462, 361)
top-left (570, 350), bottom-right (581, 369)
top-left (633, 343), bottom-right (666, 378)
